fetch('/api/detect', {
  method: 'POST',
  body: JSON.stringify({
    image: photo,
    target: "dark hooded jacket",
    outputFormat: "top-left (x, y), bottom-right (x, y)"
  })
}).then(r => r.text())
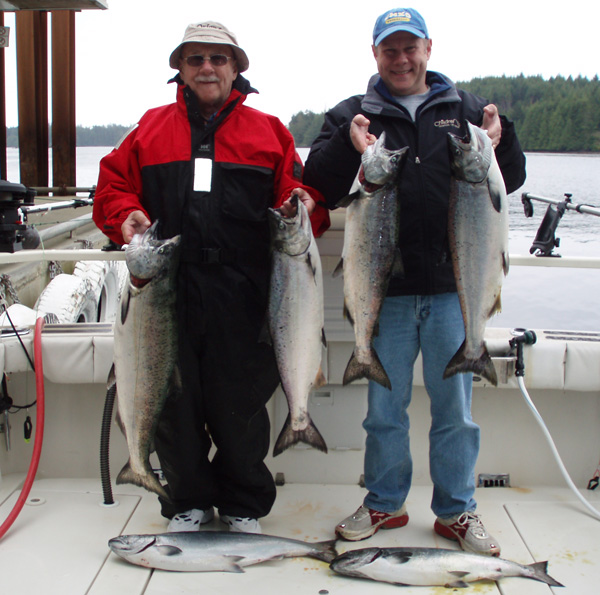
top-left (304, 71), bottom-right (526, 296)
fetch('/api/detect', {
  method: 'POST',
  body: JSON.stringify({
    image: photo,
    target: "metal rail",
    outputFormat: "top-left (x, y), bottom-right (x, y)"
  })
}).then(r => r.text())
top-left (522, 192), bottom-right (600, 217)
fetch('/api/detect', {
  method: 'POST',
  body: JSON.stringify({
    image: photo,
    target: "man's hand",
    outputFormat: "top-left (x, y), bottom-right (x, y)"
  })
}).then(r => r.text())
top-left (482, 104), bottom-right (501, 149)
top-left (279, 188), bottom-right (316, 217)
top-left (122, 210), bottom-right (151, 243)
top-left (350, 114), bottom-right (377, 154)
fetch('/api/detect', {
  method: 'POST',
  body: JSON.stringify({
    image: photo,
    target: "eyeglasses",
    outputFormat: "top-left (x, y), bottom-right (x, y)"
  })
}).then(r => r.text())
top-left (183, 54), bottom-right (232, 68)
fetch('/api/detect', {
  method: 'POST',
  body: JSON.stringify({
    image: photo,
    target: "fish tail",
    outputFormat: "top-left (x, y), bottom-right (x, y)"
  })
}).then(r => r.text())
top-left (309, 539), bottom-right (339, 563)
top-left (116, 460), bottom-right (171, 502)
top-left (273, 414), bottom-right (328, 457)
top-left (527, 561), bottom-right (564, 587)
top-left (443, 340), bottom-right (498, 386)
top-left (343, 348), bottom-right (391, 390)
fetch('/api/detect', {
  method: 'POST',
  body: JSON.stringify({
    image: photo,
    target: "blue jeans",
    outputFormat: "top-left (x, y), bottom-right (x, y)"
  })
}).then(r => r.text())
top-left (363, 293), bottom-right (480, 518)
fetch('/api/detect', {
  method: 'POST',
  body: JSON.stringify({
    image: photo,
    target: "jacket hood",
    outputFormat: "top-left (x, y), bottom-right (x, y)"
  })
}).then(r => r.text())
top-left (362, 71), bottom-right (458, 115)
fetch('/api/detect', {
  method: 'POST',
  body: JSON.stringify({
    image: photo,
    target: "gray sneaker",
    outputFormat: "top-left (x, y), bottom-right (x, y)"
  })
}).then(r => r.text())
top-left (335, 504), bottom-right (409, 541)
top-left (167, 508), bottom-right (214, 532)
top-left (434, 511), bottom-right (500, 556)
top-left (220, 515), bottom-right (262, 533)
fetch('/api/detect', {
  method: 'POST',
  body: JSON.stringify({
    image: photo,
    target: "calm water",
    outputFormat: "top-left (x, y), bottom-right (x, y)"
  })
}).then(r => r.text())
top-left (6, 148), bottom-right (600, 331)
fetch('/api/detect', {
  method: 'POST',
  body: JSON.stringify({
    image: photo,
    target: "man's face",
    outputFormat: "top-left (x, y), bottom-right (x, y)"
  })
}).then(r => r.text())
top-left (179, 42), bottom-right (238, 115)
top-left (373, 31), bottom-right (432, 96)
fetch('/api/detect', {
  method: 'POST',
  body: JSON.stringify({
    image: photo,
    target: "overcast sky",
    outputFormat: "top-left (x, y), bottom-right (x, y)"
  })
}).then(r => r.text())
top-left (2, 0), bottom-right (600, 128)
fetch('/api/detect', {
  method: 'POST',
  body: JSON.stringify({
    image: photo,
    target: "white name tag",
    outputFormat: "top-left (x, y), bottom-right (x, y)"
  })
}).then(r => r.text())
top-left (193, 158), bottom-right (212, 192)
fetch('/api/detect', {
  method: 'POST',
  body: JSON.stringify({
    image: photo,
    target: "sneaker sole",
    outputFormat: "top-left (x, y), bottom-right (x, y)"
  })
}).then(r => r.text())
top-left (336, 514), bottom-right (409, 541)
top-left (434, 520), bottom-right (501, 557)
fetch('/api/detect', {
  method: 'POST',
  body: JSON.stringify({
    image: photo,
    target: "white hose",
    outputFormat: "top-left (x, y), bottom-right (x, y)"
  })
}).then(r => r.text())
top-left (516, 375), bottom-right (600, 520)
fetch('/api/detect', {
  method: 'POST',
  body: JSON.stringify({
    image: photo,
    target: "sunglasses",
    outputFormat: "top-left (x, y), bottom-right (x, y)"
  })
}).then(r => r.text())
top-left (184, 54), bottom-right (232, 68)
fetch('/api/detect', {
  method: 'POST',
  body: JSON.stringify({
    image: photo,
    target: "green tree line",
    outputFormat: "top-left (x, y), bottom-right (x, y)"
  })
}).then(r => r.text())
top-left (5, 75), bottom-right (600, 151)
top-left (288, 74), bottom-right (600, 152)
top-left (5, 124), bottom-right (132, 148)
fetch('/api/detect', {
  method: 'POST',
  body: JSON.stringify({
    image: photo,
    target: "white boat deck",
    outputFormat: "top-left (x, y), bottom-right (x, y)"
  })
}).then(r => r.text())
top-left (1, 478), bottom-right (598, 594)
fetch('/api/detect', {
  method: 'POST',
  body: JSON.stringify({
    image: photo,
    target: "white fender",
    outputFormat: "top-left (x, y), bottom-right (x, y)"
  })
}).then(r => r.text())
top-left (34, 260), bottom-right (127, 324)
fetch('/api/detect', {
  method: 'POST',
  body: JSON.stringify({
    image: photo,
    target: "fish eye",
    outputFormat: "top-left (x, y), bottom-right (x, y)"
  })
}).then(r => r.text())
top-left (278, 221), bottom-right (286, 230)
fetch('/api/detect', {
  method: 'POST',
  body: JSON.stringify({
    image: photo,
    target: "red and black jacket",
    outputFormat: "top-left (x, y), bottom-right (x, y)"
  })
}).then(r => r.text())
top-left (93, 74), bottom-right (330, 272)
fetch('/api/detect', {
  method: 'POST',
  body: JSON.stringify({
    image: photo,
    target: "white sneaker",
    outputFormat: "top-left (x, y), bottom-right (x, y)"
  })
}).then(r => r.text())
top-left (220, 515), bottom-right (262, 533)
top-left (167, 508), bottom-right (214, 532)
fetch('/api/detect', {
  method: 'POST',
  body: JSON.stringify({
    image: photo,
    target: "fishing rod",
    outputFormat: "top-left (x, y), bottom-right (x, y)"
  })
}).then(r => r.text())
top-left (521, 192), bottom-right (600, 257)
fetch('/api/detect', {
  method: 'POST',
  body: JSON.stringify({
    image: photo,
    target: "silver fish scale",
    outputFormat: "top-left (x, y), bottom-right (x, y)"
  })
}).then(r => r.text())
top-left (446, 122), bottom-right (508, 385)
top-left (331, 546), bottom-right (562, 587)
top-left (339, 140), bottom-right (407, 389)
top-left (268, 199), bottom-right (327, 455)
top-left (113, 223), bottom-right (180, 499)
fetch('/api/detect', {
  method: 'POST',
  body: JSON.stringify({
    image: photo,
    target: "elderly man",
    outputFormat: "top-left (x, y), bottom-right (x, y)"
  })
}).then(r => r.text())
top-left (94, 21), bottom-right (329, 533)
top-left (304, 8), bottom-right (525, 555)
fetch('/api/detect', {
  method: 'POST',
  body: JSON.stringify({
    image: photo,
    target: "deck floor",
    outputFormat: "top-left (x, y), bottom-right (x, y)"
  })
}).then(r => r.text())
top-left (0, 477), bottom-right (598, 594)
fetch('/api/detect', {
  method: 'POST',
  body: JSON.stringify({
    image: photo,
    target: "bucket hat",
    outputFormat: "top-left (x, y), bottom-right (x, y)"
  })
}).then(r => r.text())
top-left (169, 21), bottom-right (249, 72)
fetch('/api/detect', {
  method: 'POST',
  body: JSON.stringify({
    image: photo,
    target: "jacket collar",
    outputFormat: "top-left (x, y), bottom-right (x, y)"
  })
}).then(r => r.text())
top-left (170, 72), bottom-right (258, 125)
top-left (363, 70), bottom-right (458, 115)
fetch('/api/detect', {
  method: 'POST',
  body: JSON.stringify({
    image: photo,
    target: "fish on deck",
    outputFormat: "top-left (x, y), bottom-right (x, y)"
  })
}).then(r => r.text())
top-left (108, 530), bottom-right (338, 572)
top-left (330, 546), bottom-right (563, 588)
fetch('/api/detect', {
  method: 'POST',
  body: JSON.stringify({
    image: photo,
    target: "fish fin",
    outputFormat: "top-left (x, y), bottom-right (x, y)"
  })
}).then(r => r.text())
top-left (343, 301), bottom-right (354, 326)
top-left (258, 319), bottom-right (272, 345)
top-left (171, 364), bottom-right (183, 393)
top-left (223, 556), bottom-right (246, 573)
top-left (116, 460), bottom-right (171, 502)
top-left (154, 545), bottom-right (182, 556)
top-left (335, 190), bottom-right (361, 209)
top-left (321, 327), bottom-right (327, 348)
top-left (391, 249), bottom-right (405, 278)
top-left (120, 287), bottom-right (131, 325)
top-left (273, 413), bottom-right (328, 457)
top-left (527, 561), bottom-right (564, 587)
top-left (502, 251), bottom-right (510, 276)
top-left (107, 363), bottom-right (116, 389)
top-left (314, 366), bottom-right (327, 389)
top-left (115, 404), bottom-right (125, 437)
top-left (332, 258), bottom-right (344, 278)
top-left (487, 178), bottom-right (503, 213)
top-left (488, 293), bottom-right (502, 318)
top-left (444, 340), bottom-right (498, 386)
top-left (307, 252), bottom-right (317, 278)
top-left (445, 579), bottom-right (470, 588)
top-left (386, 552), bottom-right (413, 564)
top-left (343, 348), bottom-right (391, 390)
top-left (308, 539), bottom-right (339, 563)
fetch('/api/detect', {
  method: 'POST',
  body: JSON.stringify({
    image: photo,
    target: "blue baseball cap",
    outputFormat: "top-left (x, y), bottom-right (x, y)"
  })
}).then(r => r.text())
top-left (373, 8), bottom-right (429, 46)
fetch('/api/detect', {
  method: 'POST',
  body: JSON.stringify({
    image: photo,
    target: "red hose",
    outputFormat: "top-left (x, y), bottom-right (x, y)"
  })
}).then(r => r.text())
top-left (0, 317), bottom-right (46, 540)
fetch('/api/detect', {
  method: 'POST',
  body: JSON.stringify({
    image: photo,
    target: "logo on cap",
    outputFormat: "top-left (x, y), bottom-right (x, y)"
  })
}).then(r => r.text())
top-left (384, 10), bottom-right (412, 25)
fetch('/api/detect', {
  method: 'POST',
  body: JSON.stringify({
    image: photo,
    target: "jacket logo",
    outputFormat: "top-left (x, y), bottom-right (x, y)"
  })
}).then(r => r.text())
top-left (434, 118), bottom-right (461, 129)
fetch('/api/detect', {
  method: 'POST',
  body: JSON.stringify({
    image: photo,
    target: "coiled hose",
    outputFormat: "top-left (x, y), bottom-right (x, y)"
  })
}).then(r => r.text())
top-left (99, 381), bottom-right (116, 505)
top-left (0, 317), bottom-right (46, 540)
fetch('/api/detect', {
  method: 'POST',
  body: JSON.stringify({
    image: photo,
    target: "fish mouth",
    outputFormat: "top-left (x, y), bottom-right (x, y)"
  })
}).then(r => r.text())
top-left (331, 548), bottom-right (383, 574)
top-left (108, 535), bottom-right (156, 555)
top-left (448, 120), bottom-right (473, 149)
